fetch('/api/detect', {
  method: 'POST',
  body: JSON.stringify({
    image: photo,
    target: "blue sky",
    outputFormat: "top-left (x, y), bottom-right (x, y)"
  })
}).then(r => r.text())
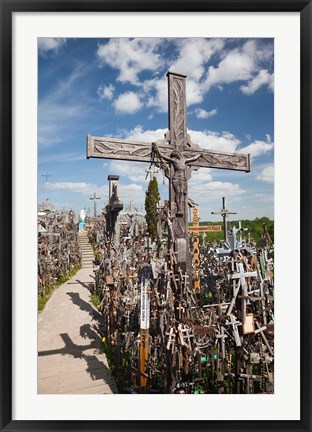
top-left (38, 37), bottom-right (274, 221)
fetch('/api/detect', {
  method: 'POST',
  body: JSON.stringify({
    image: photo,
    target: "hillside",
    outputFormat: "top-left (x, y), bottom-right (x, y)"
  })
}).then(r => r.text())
top-left (192, 216), bottom-right (274, 244)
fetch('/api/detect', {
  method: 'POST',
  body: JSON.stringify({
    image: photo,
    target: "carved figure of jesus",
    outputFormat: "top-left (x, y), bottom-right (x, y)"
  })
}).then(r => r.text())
top-left (161, 150), bottom-right (202, 215)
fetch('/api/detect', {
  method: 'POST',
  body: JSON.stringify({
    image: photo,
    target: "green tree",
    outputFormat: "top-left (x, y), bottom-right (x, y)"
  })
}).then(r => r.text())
top-left (145, 177), bottom-right (160, 239)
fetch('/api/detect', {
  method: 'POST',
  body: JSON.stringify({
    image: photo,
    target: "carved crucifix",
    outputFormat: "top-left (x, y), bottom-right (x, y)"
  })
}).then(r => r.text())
top-left (87, 72), bottom-right (250, 273)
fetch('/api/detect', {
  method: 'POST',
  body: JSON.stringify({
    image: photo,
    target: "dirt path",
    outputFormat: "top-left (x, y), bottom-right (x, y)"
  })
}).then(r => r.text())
top-left (38, 267), bottom-right (118, 394)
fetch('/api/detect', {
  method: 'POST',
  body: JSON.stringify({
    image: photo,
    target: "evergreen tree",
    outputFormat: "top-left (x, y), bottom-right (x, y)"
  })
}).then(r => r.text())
top-left (145, 177), bottom-right (160, 239)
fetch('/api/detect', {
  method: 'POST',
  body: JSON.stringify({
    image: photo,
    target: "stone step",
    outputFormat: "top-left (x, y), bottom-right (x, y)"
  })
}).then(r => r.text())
top-left (78, 234), bottom-right (94, 269)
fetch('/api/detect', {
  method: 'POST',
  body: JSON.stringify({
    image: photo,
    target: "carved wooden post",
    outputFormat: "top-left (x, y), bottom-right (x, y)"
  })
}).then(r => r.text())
top-left (167, 73), bottom-right (189, 274)
top-left (139, 265), bottom-right (151, 387)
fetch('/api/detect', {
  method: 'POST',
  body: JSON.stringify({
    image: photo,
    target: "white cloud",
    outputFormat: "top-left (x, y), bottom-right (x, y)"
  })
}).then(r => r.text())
top-left (194, 108), bottom-right (217, 119)
top-left (145, 78), bottom-right (168, 112)
top-left (115, 183), bottom-right (146, 207)
top-left (240, 137), bottom-right (274, 159)
top-left (240, 69), bottom-right (274, 95)
top-left (256, 165), bottom-right (274, 183)
top-left (189, 181), bottom-right (246, 199)
top-left (38, 38), bottom-right (66, 54)
top-left (189, 169), bottom-right (212, 183)
top-left (120, 183), bottom-right (143, 194)
top-left (266, 134), bottom-right (272, 143)
top-left (204, 40), bottom-right (273, 92)
top-left (144, 76), bottom-right (207, 112)
top-left (113, 92), bottom-right (143, 114)
top-left (105, 160), bottom-right (150, 183)
top-left (97, 84), bottom-right (115, 100)
top-left (97, 38), bottom-right (163, 83)
top-left (45, 180), bottom-right (145, 209)
top-left (186, 79), bottom-right (204, 105)
top-left (123, 125), bottom-right (166, 143)
top-left (255, 193), bottom-right (274, 203)
top-left (46, 182), bottom-right (106, 197)
top-left (97, 38), bottom-right (273, 114)
top-left (189, 130), bottom-right (241, 153)
top-left (169, 38), bottom-right (224, 81)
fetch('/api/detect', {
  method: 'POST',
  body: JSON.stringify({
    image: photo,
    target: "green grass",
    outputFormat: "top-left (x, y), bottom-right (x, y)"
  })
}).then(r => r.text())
top-left (38, 263), bottom-right (81, 312)
top-left (38, 284), bottom-right (53, 311)
top-left (90, 292), bottom-right (102, 308)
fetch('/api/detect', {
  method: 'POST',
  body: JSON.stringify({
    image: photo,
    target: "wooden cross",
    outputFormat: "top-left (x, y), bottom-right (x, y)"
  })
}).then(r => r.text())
top-left (176, 302), bottom-right (185, 320)
top-left (216, 326), bottom-right (228, 359)
top-left (228, 262), bottom-right (257, 324)
top-left (188, 207), bottom-right (222, 234)
top-left (89, 192), bottom-right (101, 217)
top-left (188, 206), bottom-right (222, 292)
top-left (229, 314), bottom-right (242, 347)
top-left (145, 165), bottom-right (159, 181)
top-left (211, 196), bottom-right (237, 242)
top-left (87, 72), bottom-right (250, 274)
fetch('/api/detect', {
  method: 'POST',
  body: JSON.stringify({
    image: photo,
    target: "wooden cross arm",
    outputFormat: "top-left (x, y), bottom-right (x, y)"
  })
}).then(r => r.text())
top-left (228, 271), bottom-right (258, 280)
top-left (87, 134), bottom-right (250, 172)
top-left (189, 148), bottom-right (251, 172)
top-left (87, 135), bottom-right (154, 163)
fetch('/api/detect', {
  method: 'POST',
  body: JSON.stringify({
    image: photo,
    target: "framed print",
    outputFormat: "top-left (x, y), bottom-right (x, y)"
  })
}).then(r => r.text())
top-left (1, 1), bottom-right (311, 431)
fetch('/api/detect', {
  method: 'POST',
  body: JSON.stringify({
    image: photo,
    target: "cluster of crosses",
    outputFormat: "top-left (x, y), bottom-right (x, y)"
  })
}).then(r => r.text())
top-left (86, 73), bottom-right (273, 394)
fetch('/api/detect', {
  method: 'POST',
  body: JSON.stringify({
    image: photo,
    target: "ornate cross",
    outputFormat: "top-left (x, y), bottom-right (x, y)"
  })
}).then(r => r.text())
top-left (87, 72), bottom-right (250, 274)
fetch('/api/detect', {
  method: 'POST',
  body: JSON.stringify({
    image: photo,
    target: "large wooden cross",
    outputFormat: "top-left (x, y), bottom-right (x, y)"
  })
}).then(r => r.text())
top-left (87, 72), bottom-right (250, 273)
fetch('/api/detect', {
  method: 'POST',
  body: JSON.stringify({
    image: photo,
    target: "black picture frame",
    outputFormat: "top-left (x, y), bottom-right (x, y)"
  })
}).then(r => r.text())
top-left (1, 1), bottom-right (311, 431)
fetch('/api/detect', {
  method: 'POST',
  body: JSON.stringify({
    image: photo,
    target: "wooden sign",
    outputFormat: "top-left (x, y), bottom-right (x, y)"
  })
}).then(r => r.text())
top-left (140, 280), bottom-right (150, 329)
top-left (105, 275), bottom-right (114, 285)
top-left (192, 208), bottom-right (199, 226)
top-left (243, 313), bottom-right (255, 334)
top-left (189, 225), bottom-right (222, 233)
